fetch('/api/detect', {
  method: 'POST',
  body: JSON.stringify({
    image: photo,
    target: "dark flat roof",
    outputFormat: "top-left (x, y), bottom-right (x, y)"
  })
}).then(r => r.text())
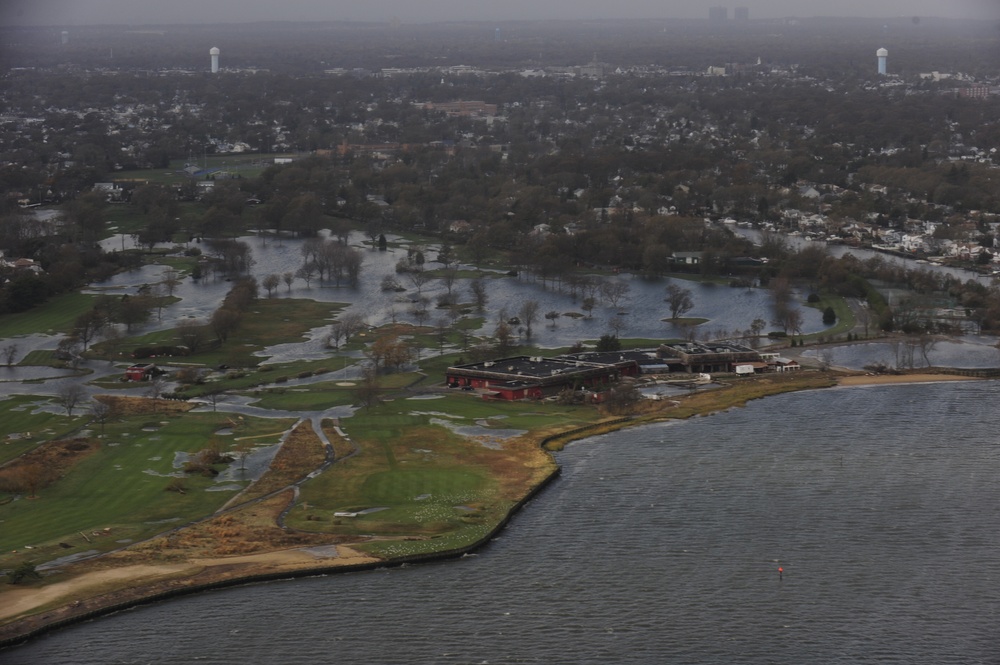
top-left (450, 355), bottom-right (611, 379)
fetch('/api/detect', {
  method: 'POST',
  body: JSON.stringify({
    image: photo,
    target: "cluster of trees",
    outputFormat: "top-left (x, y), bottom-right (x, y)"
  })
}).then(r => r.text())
top-left (0, 225), bottom-right (131, 316)
top-left (299, 236), bottom-right (363, 287)
top-left (209, 278), bottom-right (260, 343)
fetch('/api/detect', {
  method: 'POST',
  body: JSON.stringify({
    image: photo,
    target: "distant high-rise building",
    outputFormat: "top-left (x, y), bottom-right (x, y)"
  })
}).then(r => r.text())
top-left (210, 47), bottom-right (220, 74)
top-left (877, 47), bottom-right (888, 76)
top-left (60, 30), bottom-right (69, 45)
top-left (709, 6), bottom-right (728, 21)
top-left (495, 28), bottom-right (501, 42)
top-left (735, 7), bottom-right (749, 21)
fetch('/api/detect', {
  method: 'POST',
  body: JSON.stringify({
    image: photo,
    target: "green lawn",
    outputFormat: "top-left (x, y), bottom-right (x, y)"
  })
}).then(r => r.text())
top-left (0, 292), bottom-right (98, 337)
top-left (0, 396), bottom-right (86, 465)
top-left (801, 293), bottom-right (856, 342)
top-left (284, 382), bottom-right (597, 558)
top-left (0, 412), bottom-right (294, 570)
top-left (93, 298), bottom-right (346, 368)
top-left (246, 382), bottom-right (359, 410)
top-left (286, 407), bottom-right (502, 555)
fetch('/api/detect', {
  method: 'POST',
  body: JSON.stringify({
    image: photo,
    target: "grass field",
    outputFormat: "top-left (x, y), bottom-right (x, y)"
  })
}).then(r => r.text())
top-left (246, 381), bottom-right (359, 410)
top-left (801, 293), bottom-right (855, 342)
top-left (92, 298), bottom-right (346, 369)
top-left (0, 411), bottom-right (295, 572)
top-left (0, 397), bottom-right (85, 465)
top-left (283, 386), bottom-right (598, 558)
top-left (0, 293), bottom-right (99, 337)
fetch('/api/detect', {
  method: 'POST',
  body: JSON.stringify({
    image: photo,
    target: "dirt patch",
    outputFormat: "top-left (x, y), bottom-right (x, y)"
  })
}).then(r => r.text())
top-left (95, 394), bottom-right (194, 417)
top-left (0, 437), bottom-right (99, 495)
top-left (239, 421), bottom-right (327, 501)
top-left (122, 491), bottom-right (339, 560)
top-left (321, 419), bottom-right (356, 460)
top-left (0, 543), bottom-right (380, 641)
top-left (837, 373), bottom-right (979, 386)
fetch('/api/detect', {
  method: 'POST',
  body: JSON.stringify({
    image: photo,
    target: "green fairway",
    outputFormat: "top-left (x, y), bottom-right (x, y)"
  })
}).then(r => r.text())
top-left (94, 298), bottom-right (346, 369)
top-left (247, 382), bottom-right (358, 410)
top-left (283, 387), bottom-right (594, 557)
top-left (0, 396), bottom-right (86, 465)
top-left (802, 293), bottom-right (855, 341)
top-left (0, 292), bottom-right (99, 337)
top-left (0, 412), bottom-right (295, 570)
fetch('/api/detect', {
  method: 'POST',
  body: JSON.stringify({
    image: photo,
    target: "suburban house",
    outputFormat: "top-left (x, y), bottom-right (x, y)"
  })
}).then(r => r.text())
top-left (759, 352), bottom-right (801, 372)
top-left (671, 251), bottom-right (704, 267)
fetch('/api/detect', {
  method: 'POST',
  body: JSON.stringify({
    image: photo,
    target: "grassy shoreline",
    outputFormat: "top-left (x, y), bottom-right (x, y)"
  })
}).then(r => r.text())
top-left (0, 371), bottom-right (856, 646)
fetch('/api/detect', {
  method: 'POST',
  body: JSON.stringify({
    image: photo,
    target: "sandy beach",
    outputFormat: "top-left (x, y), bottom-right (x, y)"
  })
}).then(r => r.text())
top-left (837, 373), bottom-right (982, 387)
top-left (0, 545), bottom-right (380, 640)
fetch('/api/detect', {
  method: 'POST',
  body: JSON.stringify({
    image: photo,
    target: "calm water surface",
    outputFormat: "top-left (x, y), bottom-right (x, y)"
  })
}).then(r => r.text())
top-left (4, 382), bottom-right (1000, 664)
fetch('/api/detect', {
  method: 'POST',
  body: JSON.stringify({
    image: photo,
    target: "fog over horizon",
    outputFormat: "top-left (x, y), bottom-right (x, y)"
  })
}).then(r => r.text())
top-left (2, 0), bottom-right (998, 27)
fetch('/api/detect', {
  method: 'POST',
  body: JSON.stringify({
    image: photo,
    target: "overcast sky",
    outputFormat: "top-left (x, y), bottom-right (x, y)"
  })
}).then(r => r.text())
top-left (1, 0), bottom-right (998, 26)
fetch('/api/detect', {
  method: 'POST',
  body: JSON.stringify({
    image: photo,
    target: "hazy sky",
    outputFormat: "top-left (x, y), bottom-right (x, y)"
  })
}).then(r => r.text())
top-left (1, 0), bottom-right (998, 26)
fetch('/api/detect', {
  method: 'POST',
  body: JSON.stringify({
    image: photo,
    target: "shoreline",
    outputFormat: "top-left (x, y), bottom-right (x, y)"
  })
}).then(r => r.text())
top-left (0, 370), bottom-right (988, 649)
top-left (0, 460), bottom-right (565, 649)
top-left (836, 372), bottom-right (983, 387)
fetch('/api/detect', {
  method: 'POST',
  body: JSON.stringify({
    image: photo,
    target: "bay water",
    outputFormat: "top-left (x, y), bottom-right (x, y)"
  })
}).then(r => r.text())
top-left (4, 381), bottom-right (999, 664)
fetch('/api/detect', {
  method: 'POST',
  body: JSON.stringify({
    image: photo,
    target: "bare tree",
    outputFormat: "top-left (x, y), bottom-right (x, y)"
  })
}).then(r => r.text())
top-left (262, 273), bottom-right (281, 297)
top-left (519, 300), bottom-right (540, 338)
top-left (162, 268), bottom-right (181, 297)
top-left (338, 313), bottom-right (368, 343)
top-left (72, 310), bottom-right (105, 351)
top-left (147, 376), bottom-right (166, 401)
top-left (917, 334), bottom-right (937, 367)
top-left (211, 307), bottom-right (242, 342)
top-left (7, 463), bottom-right (54, 498)
top-left (56, 383), bottom-right (84, 416)
top-left (295, 262), bottom-right (317, 288)
top-left (90, 398), bottom-right (117, 436)
top-left (407, 269), bottom-right (433, 296)
top-left (327, 321), bottom-right (345, 349)
top-left (856, 302), bottom-right (872, 337)
top-left (602, 379), bottom-right (642, 415)
top-left (177, 319), bottom-right (209, 353)
top-left (282, 271), bottom-right (295, 293)
top-left (204, 388), bottom-right (223, 412)
top-left (441, 267), bottom-right (458, 296)
top-left (748, 318), bottom-right (767, 347)
top-left (354, 365), bottom-right (383, 410)
top-left (234, 441), bottom-right (254, 471)
top-left (435, 317), bottom-right (451, 355)
top-left (600, 280), bottom-right (631, 309)
top-left (607, 315), bottom-right (628, 340)
top-left (410, 298), bottom-right (430, 327)
top-left (469, 277), bottom-right (488, 312)
top-left (493, 320), bottom-right (516, 357)
top-left (2, 344), bottom-right (17, 367)
top-left (665, 283), bottom-right (695, 320)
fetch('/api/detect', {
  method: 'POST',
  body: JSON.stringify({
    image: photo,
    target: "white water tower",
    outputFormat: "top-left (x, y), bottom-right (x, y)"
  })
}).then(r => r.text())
top-left (210, 47), bottom-right (220, 73)
top-left (877, 47), bottom-right (888, 76)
